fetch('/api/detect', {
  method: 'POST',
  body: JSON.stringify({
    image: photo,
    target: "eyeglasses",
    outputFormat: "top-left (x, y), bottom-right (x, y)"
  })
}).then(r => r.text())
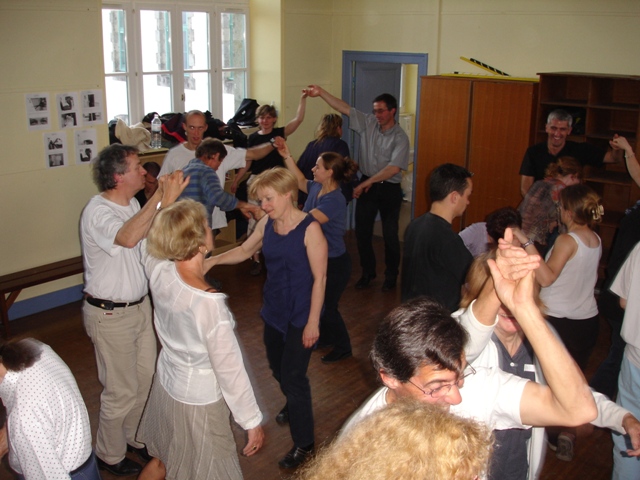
top-left (407, 364), bottom-right (476, 399)
top-left (372, 108), bottom-right (389, 115)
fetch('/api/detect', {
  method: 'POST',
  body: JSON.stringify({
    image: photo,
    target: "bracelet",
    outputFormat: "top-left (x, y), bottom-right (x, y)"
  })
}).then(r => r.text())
top-left (284, 155), bottom-right (293, 161)
top-left (522, 239), bottom-right (534, 249)
top-left (625, 151), bottom-right (636, 160)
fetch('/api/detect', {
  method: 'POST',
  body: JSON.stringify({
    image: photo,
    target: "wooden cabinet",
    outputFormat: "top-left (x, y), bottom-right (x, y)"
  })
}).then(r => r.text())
top-left (536, 73), bottom-right (640, 272)
top-left (414, 76), bottom-right (538, 231)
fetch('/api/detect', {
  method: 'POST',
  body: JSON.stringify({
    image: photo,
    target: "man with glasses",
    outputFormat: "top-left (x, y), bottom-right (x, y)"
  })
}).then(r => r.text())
top-left (306, 86), bottom-right (410, 292)
top-left (159, 110), bottom-right (275, 232)
top-left (341, 242), bottom-right (597, 438)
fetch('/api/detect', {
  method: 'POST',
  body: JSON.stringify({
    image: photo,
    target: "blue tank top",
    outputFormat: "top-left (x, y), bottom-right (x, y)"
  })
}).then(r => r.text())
top-left (261, 214), bottom-right (316, 336)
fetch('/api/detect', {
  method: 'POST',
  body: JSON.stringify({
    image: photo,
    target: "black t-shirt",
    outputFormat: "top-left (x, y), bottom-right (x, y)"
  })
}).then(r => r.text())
top-left (247, 127), bottom-right (285, 175)
top-left (401, 212), bottom-right (473, 312)
top-left (519, 141), bottom-right (605, 181)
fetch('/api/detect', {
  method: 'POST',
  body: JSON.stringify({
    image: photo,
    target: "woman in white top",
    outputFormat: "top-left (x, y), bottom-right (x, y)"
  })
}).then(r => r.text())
top-left (514, 183), bottom-right (603, 370)
top-left (137, 199), bottom-right (264, 480)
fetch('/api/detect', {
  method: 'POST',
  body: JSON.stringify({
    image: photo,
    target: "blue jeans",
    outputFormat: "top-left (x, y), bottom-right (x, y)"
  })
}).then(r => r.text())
top-left (612, 355), bottom-right (640, 480)
top-left (16, 452), bottom-right (101, 480)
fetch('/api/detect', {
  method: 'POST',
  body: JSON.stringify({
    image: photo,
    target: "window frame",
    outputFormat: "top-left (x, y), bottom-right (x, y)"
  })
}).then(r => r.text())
top-left (101, 1), bottom-right (250, 123)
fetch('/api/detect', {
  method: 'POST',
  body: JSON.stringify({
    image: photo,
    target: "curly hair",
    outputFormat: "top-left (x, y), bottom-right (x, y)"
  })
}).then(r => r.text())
top-left (298, 400), bottom-right (493, 480)
top-left (370, 297), bottom-right (468, 382)
top-left (545, 156), bottom-right (583, 180)
top-left (315, 113), bottom-right (343, 143)
top-left (248, 167), bottom-right (298, 206)
top-left (485, 207), bottom-right (522, 244)
top-left (146, 199), bottom-right (208, 261)
top-left (92, 144), bottom-right (138, 192)
top-left (0, 338), bottom-right (42, 372)
top-left (560, 183), bottom-right (603, 228)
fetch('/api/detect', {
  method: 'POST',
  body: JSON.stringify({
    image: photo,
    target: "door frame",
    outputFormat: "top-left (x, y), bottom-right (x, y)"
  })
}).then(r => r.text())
top-left (341, 51), bottom-right (428, 218)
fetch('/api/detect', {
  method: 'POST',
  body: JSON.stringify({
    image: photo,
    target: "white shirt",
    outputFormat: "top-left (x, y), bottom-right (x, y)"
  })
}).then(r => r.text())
top-left (159, 143), bottom-right (247, 229)
top-left (80, 195), bottom-right (147, 301)
top-left (459, 222), bottom-right (490, 257)
top-left (0, 340), bottom-right (92, 479)
top-left (611, 241), bottom-right (640, 368)
top-left (340, 366), bottom-right (528, 437)
top-left (142, 244), bottom-right (262, 430)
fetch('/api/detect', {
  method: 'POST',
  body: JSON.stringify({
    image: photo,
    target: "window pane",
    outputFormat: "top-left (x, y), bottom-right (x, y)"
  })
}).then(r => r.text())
top-left (183, 12), bottom-right (209, 71)
top-left (143, 74), bottom-right (172, 115)
top-left (221, 12), bottom-right (246, 69)
top-left (184, 72), bottom-right (210, 113)
top-left (140, 10), bottom-right (172, 72)
top-left (222, 70), bottom-right (246, 122)
top-left (102, 9), bottom-right (127, 74)
top-left (105, 75), bottom-right (129, 123)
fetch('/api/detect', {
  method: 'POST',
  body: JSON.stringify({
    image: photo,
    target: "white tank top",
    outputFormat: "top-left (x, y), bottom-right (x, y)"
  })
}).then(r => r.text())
top-left (540, 232), bottom-right (601, 319)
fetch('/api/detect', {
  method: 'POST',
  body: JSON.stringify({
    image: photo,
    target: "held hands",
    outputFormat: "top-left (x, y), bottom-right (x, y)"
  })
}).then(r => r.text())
top-left (622, 413), bottom-right (640, 457)
top-left (610, 134), bottom-right (633, 155)
top-left (488, 228), bottom-right (541, 314)
top-left (353, 181), bottom-right (371, 199)
top-left (242, 425), bottom-right (265, 457)
top-left (239, 202), bottom-right (263, 221)
top-left (304, 85), bottom-right (323, 98)
top-left (272, 137), bottom-right (289, 158)
top-left (158, 170), bottom-right (190, 206)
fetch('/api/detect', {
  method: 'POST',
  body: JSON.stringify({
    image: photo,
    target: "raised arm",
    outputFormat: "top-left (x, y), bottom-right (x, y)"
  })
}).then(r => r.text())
top-left (610, 135), bottom-right (640, 187)
top-left (115, 171), bottom-right (189, 247)
top-left (306, 85), bottom-right (351, 116)
top-left (283, 92), bottom-right (307, 137)
top-left (301, 221), bottom-right (328, 348)
top-left (512, 228), bottom-right (576, 287)
top-left (274, 137), bottom-right (307, 193)
top-left (487, 259), bottom-right (596, 427)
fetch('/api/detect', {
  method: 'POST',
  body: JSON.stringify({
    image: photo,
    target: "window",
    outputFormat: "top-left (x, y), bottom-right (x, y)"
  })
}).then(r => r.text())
top-left (101, 3), bottom-right (249, 125)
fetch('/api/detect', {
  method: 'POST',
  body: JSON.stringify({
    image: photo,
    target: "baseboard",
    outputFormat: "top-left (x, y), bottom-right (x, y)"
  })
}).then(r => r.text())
top-left (9, 284), bottom-right (84, 321)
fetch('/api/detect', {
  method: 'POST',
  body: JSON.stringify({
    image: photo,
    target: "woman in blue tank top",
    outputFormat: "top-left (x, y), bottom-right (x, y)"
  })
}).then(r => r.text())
top-left (276, 138), bottom-right (358, 364)
top-left (211, 168), bottom-right (327, 470)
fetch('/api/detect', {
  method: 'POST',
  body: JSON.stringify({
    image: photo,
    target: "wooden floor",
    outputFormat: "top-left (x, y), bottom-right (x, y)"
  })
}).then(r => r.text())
top-left (1, 232), bottom-right (617, 479)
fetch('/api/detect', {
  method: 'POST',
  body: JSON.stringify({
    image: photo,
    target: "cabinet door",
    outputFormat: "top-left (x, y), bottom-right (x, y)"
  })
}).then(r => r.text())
top-left (414, 77), bottom-right (472, 218)
top-left (466, 81), bottom-right (537, 225)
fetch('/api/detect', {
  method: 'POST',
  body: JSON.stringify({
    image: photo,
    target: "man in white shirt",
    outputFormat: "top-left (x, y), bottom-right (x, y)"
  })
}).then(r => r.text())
top-left (0, 339), bottom-right (99, 479)
top-left (159, 110), bottom-right (275, 230)
top-left (342, 242), bottom-right (597, 438)
top-left (80, 144), bottom-right (187, 476)
top-left (610, 241), bottom-right (640, 479)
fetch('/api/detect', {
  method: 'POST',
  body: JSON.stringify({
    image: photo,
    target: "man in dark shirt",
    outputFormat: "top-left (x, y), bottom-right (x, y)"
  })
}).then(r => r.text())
top-left (401, 163), bottom-right (473, 312)
top-left (519, 109), bottom-right (620, 196)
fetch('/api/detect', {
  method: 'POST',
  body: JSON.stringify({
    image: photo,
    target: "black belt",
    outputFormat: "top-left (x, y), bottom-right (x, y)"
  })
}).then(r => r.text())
top-left (86, 296), bottom-right (145, 310)
top-left (360, 174), bottom-right (400, 185)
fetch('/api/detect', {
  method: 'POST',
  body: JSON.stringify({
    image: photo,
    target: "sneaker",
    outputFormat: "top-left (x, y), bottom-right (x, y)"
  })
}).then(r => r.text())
top-left (250, 260), bottom-right (262, 276)
top-left (555, 432), bottom-right (575, 462)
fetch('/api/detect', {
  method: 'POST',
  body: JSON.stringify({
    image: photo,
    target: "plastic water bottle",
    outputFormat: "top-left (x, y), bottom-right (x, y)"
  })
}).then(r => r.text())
top-left (151, 114), bottom-right (162, 149)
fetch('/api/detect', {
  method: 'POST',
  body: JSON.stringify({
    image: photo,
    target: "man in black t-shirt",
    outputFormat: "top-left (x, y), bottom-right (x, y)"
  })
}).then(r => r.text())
top-left (519, 109), bottom-right (620, 196)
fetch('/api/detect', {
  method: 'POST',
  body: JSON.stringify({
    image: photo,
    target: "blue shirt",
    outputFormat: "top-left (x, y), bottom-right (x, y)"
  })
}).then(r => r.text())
top-left (304, 181), bottom-right (346, 258)
top-left (180, 158), bottom-right (238, 224)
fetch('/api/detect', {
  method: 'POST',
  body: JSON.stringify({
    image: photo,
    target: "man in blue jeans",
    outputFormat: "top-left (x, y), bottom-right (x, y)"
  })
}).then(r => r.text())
top-left (306, 85), bottom-right (410, 291)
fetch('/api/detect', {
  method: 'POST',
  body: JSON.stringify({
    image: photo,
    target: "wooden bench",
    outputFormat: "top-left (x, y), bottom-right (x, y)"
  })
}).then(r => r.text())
top-left (0, 256), bottom-right (84, 338)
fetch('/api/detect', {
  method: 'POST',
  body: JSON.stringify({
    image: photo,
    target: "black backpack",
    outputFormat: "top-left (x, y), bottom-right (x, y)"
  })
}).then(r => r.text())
top-left (227, 98), bottom-right (259, 127)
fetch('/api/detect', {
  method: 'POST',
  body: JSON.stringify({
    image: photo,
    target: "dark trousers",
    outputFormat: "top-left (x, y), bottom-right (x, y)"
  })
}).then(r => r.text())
top-left (547, 314), bottom-right (600, 371)
top-left (264, 323), bottom-right (314, 448)
top-left (319, 252), bottom-right (352, 353)
top-left (17, 452), bottom-right (101, 480)
top-left (355, 179), bottom-right (403, 279)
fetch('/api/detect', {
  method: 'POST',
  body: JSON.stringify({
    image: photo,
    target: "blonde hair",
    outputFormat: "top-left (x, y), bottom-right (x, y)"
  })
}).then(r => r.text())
top-left (248, 167), bottom-right (298, 206)
top-left (460, 250), bottom-right (545, 312)
top-left (298, 400), bottom-right (492, 480)
top-left (147, 199), bottom-right (208, 261)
